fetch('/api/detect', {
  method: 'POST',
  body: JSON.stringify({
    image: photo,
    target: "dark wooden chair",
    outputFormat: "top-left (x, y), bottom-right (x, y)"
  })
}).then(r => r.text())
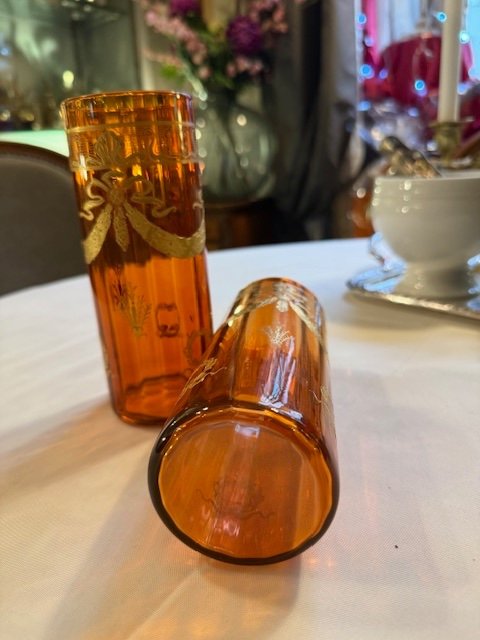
top-left (0, 141), bottom-right (86, 295)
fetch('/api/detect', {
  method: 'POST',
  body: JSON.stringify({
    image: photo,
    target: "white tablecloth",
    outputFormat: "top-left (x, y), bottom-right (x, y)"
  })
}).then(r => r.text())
top-left (1, 239), bottom-right (479, 640)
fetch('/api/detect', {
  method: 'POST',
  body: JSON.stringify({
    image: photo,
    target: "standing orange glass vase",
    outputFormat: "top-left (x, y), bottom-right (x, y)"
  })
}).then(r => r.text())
top-left (61, 91), bottom-right (213, 425)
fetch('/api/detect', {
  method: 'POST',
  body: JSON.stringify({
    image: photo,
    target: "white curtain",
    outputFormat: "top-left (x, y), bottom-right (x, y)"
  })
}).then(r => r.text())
top-left (375, 0), bottom-right (422, 54)
top-left (374, 1), bottom-right (480, 78)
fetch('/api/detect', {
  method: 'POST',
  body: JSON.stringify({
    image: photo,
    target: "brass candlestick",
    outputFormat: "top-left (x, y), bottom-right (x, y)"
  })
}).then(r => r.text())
top-left (451, 128), bottom-right (480, 169)
top-left (431, 119), bottom-right (474, 165)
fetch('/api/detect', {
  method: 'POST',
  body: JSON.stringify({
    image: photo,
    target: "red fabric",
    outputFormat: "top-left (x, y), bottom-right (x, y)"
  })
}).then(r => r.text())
top-left (375, 34), bottom-right (472, 109)
top-left (357, 4), bottom-right (480, 138)
top-left (361, 0), bottom-right (379, 66)
top-left (461, 86), bottom-right (480, 138)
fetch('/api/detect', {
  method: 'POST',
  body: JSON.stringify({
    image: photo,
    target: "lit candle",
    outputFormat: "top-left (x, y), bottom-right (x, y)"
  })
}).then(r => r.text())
top-left (437, 0), bottom-right (464, 122)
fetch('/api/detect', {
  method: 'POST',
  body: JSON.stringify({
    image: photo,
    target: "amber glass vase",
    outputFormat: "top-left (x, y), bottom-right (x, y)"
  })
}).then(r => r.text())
top-left (61, 91), bottom-right (213, 424)
top-left (149, 278), bottom-right (339, 564)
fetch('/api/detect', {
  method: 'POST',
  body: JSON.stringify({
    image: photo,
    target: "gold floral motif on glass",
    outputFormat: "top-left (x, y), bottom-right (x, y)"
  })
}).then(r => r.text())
top-left (263, 325), bottom-right (292, 347)
top-left (110, 273), bottom-right (152, 337)
top-left (231, 280), bottom-right (324, 346)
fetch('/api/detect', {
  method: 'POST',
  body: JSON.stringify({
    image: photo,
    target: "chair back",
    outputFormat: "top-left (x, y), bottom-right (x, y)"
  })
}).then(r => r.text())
top-left (0, 141), bottom-right (85, 295)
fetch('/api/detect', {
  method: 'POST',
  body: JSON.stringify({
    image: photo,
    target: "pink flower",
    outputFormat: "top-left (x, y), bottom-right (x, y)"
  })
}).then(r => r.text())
top-left (141, 0), bottom-right (288, 95)
top-left (226, 62), bottom-right (237, 78)
top-left (248, 0), bottom-right (288, 35)
top-left (232, 56), bottom-right (264, 76)
top-left (197, 66), bottom-right (212, 80)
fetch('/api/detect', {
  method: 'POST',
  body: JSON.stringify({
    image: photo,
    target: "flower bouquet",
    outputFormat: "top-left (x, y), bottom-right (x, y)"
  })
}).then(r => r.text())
top-left (138, 0), bottom-right (289, 202)
top-left (139, 0), bottom-right (288, 98)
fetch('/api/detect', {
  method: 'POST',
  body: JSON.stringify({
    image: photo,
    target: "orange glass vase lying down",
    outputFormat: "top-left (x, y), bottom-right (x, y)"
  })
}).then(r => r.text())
top-left (61, 91), bottom-right (213, 424)
top-left (149, 278), bottom-right (339, 564)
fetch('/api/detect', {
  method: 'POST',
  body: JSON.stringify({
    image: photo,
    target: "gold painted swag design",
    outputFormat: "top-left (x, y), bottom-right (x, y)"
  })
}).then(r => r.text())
top-left (73, 130), bottom-right (205, 264)
top-left (231, 280), bottom-right (325, 346)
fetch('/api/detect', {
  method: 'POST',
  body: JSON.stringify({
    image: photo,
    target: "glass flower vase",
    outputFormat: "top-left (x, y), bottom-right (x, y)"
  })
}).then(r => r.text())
top-left (62, 91), bottom-right (213, 425)
top-left (195, 90), bottom-right (276, 204)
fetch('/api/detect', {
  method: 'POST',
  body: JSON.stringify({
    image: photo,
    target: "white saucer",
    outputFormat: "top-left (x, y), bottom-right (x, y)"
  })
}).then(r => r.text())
top-left (346, 237), bottom-right (480, 321)
top-left (368, 233), bottom-right (480, 298)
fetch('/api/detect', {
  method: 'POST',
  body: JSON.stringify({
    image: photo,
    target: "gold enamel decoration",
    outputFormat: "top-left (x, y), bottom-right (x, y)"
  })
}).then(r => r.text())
top-left (111, 274), bottom-right (151, 337)
top-left (69, 127), bottom-right (199, 171)
top-left (61, 91), bottom-right (214, 424)
top-left (231, 281), bottom-right (324, 346)
top-left (76, 131), bottom-right (205, 264)
top-left (182, 357), bottom-right (227, 394)
top-left (264, 325), bottom-right (292, 347)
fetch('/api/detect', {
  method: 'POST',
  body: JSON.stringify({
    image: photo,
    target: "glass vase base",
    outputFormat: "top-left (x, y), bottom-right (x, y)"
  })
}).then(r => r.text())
top-left (113, 374), bottom-right (188, 426)
top-left (153, 405), bottom-right (336, 564)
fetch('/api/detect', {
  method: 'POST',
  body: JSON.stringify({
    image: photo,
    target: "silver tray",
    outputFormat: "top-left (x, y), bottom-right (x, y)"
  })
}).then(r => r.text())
top-left (346, 243), bottom-right (480, 321)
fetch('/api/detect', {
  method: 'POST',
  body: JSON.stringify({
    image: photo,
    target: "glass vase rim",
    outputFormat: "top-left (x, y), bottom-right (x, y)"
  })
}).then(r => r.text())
top-left (61, 89), bottom-right (193, 109)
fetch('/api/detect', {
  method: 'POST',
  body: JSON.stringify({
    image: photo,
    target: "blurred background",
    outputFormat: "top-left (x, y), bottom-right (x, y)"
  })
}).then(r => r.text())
top-left (1, 0), bottom-right (479, 247)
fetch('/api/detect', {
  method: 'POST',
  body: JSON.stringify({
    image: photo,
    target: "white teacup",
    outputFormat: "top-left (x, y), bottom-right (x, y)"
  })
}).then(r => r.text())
top-left (370, 174), bottom-right (480, 299)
